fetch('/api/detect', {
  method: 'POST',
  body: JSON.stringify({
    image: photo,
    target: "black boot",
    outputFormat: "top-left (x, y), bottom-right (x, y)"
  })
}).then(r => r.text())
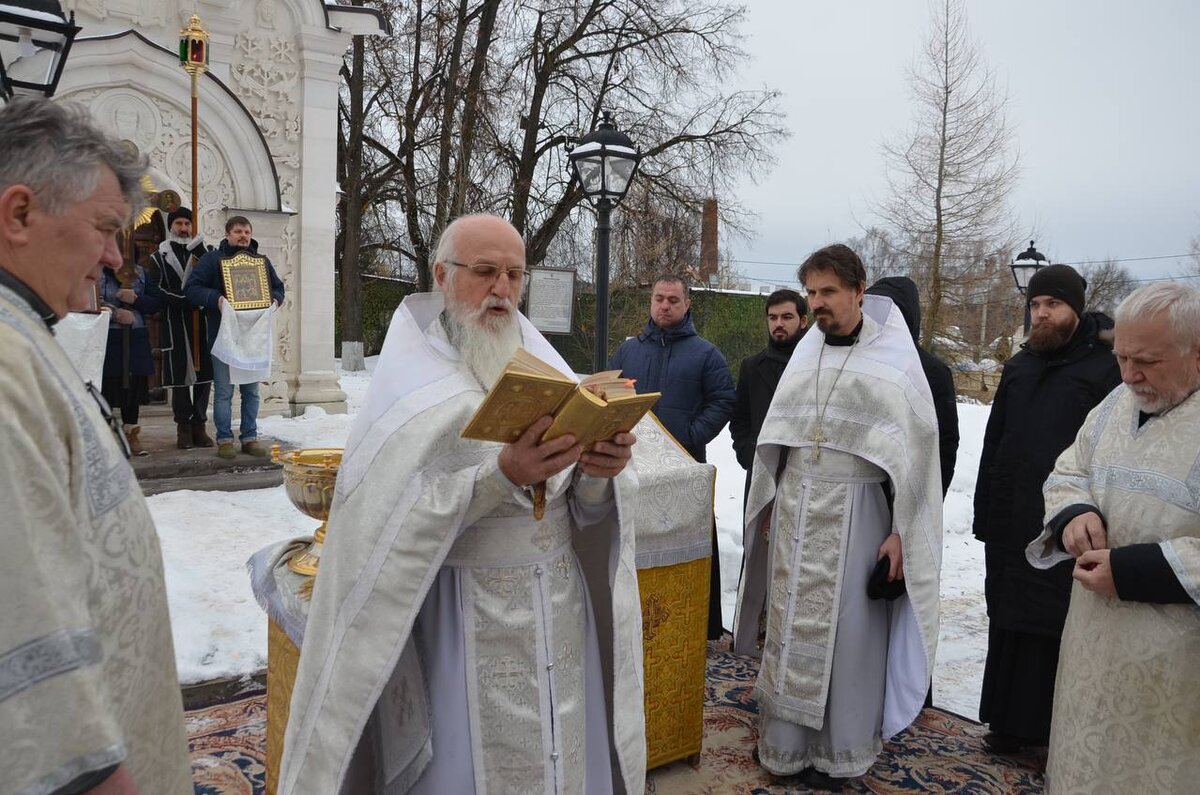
top-left (800, 768), bottom-right (849, 792)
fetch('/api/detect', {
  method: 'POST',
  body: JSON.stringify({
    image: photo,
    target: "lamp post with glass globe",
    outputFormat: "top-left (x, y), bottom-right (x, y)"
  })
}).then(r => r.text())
top-left (568, 112), bottom-right (641, 372)
top-left (0, 0), bottom-right (79, 101)
top-left (1011, 240), bottom-right (1048, 334)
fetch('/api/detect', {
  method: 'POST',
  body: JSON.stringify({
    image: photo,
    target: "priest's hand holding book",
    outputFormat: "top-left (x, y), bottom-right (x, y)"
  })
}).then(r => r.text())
top-left (466, 348), bottom-right (659, 517)
top-left (577, 431), bottom-right (636, 479)
top-left (496, 416), bottom-right (635, 485)
top-left (498, 416), bottom-right (582, 487)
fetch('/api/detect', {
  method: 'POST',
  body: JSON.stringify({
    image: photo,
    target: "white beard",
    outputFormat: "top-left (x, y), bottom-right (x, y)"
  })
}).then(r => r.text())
top-left (168, 233), bottom-right (190, 245)
top-left (1129, 379), bottom-right (1200, 415)
top-left (445, 297), bottom-right (522, 389)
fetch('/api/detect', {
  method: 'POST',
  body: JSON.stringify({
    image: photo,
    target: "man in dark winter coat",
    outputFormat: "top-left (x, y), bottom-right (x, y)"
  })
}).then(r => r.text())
top-left (609, 274), bottom-right (736, 639)
top-left (866, 276), bottom-right (959, 496)
top-left (148, 207), bottom-right (214, 449)
top-left (609, 275), bottom-right (736, 463)
top-left (185, 216), bottom-right (284, 460)
top-left (730, 288), bottom-right (808, 499)
top-left (973, 263), bottom-right (1121, 753)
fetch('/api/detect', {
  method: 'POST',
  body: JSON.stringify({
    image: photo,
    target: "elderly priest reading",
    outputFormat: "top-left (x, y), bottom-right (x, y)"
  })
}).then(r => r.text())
top-left (279, 214), bottom-right (646, 794)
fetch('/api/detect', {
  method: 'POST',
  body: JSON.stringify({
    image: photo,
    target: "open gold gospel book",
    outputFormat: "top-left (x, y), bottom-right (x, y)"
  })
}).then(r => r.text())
top-left (461, 348), bottom-right (661, 450)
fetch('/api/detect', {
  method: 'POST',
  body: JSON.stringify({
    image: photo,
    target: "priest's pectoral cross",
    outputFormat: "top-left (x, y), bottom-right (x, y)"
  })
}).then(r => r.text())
top-left (808, 424), bottom-right (826, 464)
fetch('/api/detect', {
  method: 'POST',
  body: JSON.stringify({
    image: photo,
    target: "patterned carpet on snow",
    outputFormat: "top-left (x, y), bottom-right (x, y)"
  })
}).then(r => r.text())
top-left (187, 685), bottom-right (267, 795)
top-left (186, 639), bottom-right (1045, 794)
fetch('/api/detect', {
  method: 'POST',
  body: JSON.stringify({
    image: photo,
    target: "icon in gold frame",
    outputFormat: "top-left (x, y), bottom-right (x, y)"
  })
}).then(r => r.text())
top-left (220, 252), bottom-right (272, 310)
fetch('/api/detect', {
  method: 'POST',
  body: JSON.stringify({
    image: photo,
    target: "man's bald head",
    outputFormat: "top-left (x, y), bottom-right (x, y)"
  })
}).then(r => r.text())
top-left (433, 214), bottom-right (526, 325)
top-left (432, 214), bottom-right (527, 387)
top-left (434, 214), bottom-right (525, 289)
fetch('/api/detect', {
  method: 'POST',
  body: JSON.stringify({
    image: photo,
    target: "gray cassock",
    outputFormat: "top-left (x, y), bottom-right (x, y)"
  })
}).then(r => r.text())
top-left (733, 295), bottom-right (943, 778)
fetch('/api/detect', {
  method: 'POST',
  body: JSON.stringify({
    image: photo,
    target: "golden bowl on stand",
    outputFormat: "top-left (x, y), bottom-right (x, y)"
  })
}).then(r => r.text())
top-left (271, 445), bottom-right (343, 577)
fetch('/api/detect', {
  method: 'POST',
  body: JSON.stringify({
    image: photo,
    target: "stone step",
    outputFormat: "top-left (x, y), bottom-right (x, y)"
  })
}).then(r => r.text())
top-left (127, 401), bottom-right (284, 495)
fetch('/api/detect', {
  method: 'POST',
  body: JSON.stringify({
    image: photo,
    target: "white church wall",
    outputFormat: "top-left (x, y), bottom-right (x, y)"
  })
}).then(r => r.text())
top-left (54, 0), bottom-right (385, 415)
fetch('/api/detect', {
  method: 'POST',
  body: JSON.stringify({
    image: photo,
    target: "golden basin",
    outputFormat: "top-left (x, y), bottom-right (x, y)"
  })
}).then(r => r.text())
top-left (272, 445), bottom-right (342, 577)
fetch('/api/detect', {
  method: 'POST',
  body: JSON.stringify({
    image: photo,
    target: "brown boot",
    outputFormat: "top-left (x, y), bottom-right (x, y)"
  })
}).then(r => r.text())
top-left (124, 424), bottom-right (148, 457)
top-left (192, 423), bottom-right (214, 448)
top-left (241, 439), bottom-right (270, 458)
top-left (176, 422), bottom-right (194, 449)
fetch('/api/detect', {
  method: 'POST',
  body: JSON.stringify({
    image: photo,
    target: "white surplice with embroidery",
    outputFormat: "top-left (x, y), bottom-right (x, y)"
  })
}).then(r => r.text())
top-left (0, 285), bottom-right (191, 795)
top-left (1027, 385), bottom-right (1200, 794)
top-left (733, 295), bottom-right (943, 777)
top-left (279, 293), bottom-right (646, 795)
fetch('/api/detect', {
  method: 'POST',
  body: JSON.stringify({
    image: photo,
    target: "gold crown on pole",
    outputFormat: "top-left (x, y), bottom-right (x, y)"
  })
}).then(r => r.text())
top-left (179, 14), bottom-right (210, 77)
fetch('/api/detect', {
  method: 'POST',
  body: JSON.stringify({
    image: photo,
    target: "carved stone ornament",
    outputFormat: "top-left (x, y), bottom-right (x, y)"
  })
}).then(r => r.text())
top-left (64, 87), bottom-right (236, 239)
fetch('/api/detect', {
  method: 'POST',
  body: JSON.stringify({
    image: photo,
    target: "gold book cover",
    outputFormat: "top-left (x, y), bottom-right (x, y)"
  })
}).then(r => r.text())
top-left (461, 348), bottom-right (660, 450)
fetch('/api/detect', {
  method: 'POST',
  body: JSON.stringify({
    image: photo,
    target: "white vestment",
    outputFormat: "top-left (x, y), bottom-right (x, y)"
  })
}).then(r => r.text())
top-left (733, 295), bottom-right (942, 777)
top-left (1027, 386), bottom-right (1200, 794)
top-left (279, 293), bottom-right (646, 794)
top-left (0, 285), bottom-right (191, 794)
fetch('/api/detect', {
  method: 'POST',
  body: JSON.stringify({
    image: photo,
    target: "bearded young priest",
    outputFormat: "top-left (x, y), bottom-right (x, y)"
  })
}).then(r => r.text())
top-left (732, 244), bottom-right (942, 789)
top-left (279, 214), bottom-right (646, 794)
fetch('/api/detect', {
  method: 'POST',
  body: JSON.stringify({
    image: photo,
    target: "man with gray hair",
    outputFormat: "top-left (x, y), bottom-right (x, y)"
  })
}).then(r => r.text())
top-left (0, 98), bottom-right (192, 793)
top-left (281, 214), bottom-right (647, 793)
top-left (1027, 280), bottom-right (1200, 793)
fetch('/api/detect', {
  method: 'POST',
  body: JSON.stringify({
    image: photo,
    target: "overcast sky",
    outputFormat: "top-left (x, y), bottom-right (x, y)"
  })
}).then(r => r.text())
top-left (724, 0), bottom-right (1200, 289)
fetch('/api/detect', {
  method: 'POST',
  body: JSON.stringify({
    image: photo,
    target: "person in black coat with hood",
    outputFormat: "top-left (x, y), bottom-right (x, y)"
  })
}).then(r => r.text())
top-left (865, 276), bottom-right (959, 496)
top-left (972, 264), bottom-right (1121, 752)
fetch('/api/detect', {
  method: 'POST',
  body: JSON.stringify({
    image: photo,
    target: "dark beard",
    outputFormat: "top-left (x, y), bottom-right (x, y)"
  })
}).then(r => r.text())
top-left (768, 329), bottom-right (802, 353)
top-left (1027, 319), bottom-right (1075, 353)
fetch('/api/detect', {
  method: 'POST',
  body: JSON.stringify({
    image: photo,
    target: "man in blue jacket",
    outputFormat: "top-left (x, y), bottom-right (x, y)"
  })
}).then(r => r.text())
top-left (184, 216), bottom-right (285, 459)
top-left (609, 274), bottom-right (736, 638)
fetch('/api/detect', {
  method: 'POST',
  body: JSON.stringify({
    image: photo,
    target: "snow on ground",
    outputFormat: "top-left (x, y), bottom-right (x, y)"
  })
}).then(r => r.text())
top-left (154, 357), bottom-right (991, 723)
top-left (149, 359), bottom-right (374, 684)
top-left (152, 487), bottom-right (318, 682)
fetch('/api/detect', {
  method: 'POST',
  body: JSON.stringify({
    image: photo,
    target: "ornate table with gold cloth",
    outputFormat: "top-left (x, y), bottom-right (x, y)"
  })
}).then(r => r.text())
top-left (249, 415), bottom-right (715, 792)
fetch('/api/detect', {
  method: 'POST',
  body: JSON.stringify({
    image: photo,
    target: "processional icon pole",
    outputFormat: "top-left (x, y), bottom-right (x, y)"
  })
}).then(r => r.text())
top-left (179, 14), bottom-right (210, 231)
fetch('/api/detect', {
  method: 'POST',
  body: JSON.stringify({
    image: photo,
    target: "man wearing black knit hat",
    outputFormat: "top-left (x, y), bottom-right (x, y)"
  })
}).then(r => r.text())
top-left (148, 206), bottom-right (215, 448)
top-left (973, 262), bottom-right (1121, 755)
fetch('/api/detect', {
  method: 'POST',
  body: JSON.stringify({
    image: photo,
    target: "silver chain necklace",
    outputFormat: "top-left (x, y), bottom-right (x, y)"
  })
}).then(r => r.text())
top-left (809, 336), bottom-right (856, 464)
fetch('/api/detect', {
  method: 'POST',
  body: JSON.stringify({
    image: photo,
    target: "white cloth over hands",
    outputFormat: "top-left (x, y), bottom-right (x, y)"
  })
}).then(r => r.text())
top-left (212, 302), bottom-right (274, 384)
top-left (53, 309), bottom-right (111, 385)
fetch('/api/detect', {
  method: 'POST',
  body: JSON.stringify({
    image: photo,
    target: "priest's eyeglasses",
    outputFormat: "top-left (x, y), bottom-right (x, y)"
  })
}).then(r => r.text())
top-left (85, 380), bottom-right (132, 460)
top-left (447, 260), bottom-right (527, 285)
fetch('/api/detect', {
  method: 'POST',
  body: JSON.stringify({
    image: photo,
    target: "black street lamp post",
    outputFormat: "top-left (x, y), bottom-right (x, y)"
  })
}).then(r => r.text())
top-left (1011, 240), bottom-right (1048, 334)
top-left (568, 112), bottom-right (640, 372)
top-left (0, 1), bottom-right (80, 101)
